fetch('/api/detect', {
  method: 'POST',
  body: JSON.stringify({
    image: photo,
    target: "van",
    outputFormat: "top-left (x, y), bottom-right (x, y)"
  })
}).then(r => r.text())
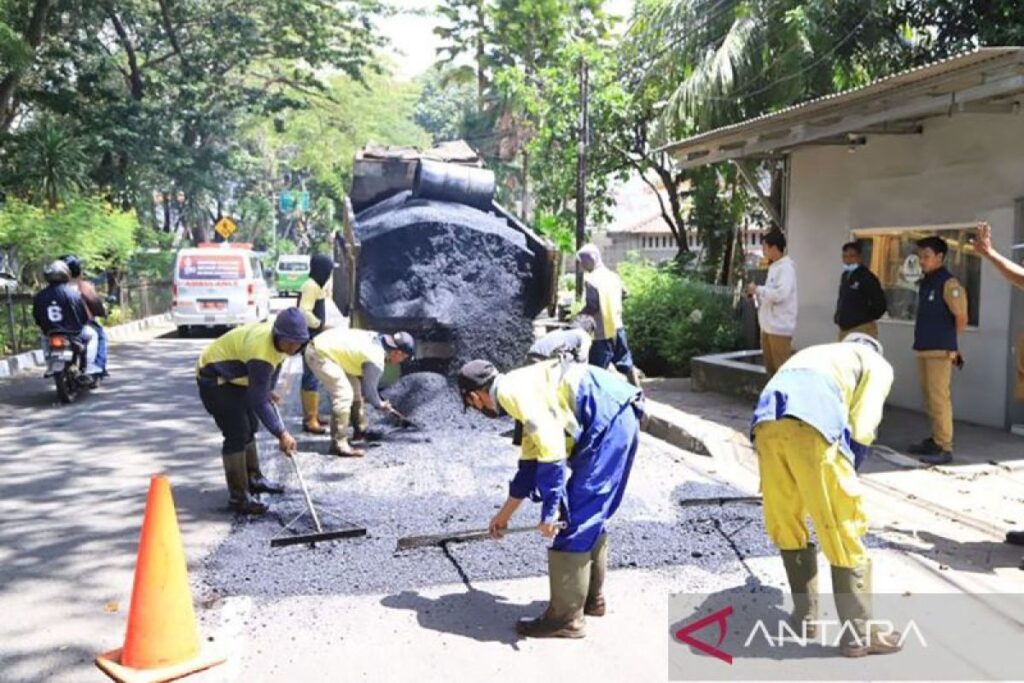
top-left (172, 243), bottom-right (271, 337)
top-left (275, 254), bottom-right (310, 297)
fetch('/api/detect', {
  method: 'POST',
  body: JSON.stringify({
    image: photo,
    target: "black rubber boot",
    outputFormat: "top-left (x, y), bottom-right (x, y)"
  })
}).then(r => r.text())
top-left (517, 549), bottom-right (590, 638)
top-left (832, 559), bottom-right (902, 657)
top-left (223, 450), bottom-right (268, 515)
top-left (245, 441), bottom-right (284, 494)
top-left (1005, 529), bottom-right (1024, 546)
top-left (781, 545), bottom-right (819, 638)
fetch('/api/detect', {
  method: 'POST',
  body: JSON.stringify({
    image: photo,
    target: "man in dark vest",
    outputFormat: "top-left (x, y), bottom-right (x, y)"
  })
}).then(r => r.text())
top-left (908, 236), bottom-right (968, 465)
top-left (834, 241), bottom-right (888, 340)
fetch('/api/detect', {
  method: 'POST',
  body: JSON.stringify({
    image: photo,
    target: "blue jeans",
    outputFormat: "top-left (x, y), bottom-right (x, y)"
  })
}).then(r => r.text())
top-left (90, 321), bottom-right (108, 372)
top-left (588, 328), bottom-right (635, 374)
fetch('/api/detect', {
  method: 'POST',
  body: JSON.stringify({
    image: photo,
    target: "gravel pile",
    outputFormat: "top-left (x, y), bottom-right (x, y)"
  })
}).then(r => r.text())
top-left (353, 191), bottom-right (537, 371)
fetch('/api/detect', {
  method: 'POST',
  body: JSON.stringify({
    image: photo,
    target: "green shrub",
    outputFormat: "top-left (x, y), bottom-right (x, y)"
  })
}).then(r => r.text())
top-left (619, 260), bottom-right (743, 377)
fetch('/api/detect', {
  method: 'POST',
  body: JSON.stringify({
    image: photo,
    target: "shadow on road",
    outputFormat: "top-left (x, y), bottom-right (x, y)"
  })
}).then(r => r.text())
top-left (380, 588), bottom-right (545, 649)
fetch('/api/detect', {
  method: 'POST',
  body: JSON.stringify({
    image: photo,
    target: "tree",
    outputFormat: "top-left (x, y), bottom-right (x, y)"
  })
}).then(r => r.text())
top-left (414, 67), bottom-right (477, 144)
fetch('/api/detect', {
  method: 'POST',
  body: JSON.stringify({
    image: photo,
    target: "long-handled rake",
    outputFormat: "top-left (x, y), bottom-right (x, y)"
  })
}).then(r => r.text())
top-left (269, 453), bottom-right (367, 548)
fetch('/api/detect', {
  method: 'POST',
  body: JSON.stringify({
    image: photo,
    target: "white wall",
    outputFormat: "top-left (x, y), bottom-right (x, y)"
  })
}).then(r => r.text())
top-left (787, 114), bottom-right (1024, 428)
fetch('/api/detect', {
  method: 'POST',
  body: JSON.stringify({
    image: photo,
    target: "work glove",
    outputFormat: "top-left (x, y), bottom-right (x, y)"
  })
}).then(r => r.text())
top-left (850, 440), bottom-right (870, 470)
top-left (953, 352), bottom-right (965, 370)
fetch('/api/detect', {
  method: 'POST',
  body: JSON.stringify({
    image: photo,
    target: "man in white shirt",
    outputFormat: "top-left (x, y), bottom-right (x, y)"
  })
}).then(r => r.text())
top-left (746, 230), bottom-right (798, 377)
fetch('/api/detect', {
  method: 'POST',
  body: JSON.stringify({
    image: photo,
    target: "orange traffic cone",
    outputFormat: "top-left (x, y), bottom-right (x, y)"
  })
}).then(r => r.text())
top-left (96, 476), bottom-right (225, 682)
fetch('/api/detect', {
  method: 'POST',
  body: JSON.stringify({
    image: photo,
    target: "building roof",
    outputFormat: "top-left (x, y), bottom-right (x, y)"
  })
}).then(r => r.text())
top-left (658, 47), bottom-right (1024, 169)
top-left (609, 212), bottom-right (677, 235)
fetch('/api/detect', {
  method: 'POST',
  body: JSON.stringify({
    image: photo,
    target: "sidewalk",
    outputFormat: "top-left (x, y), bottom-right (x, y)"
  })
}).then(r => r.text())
top-left (641, 377), bottom-right (1024, 555)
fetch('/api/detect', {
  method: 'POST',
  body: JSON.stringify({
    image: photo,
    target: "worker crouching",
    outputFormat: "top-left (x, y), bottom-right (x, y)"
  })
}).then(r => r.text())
top-left (458, 358), bottom-right (644, 638)
top-left (303, 328), bottom-right (415, 457)
top-left (751, 333), bottom-right (901, 657)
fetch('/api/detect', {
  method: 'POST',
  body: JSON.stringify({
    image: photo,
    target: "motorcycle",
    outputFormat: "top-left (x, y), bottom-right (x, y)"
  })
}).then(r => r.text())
top-left (43, 332), bottom-right (96, 403)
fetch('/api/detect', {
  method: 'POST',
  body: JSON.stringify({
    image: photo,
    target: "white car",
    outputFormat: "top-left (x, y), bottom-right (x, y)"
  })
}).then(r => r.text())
top-left (172, 243), bottom-right (271, 337)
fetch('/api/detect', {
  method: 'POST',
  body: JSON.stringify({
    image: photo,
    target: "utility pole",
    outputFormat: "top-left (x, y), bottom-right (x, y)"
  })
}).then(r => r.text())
top-left (574, 57), bottom-right (589, 301)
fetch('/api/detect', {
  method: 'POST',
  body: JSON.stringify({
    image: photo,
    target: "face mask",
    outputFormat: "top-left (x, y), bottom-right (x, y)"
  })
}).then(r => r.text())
top-left (842, 263), bottom-right (858, 273)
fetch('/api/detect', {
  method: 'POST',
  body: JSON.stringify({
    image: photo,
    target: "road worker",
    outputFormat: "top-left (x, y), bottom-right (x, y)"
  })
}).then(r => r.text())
top-left (304, 327), bottom-right (415, 457)
top-left (576, 244), bottom-right (641, 387)
top-left (751, 333), bottom-right (900, 657)
top-left (298, 254), bottom-right (335, 434)
top-left (528, 315), bottom-right (596, 364)
top-left (973, 221), bottom-right (1024, 554)
top-left (907, 236), bottom-right (968, 465)
top-left (196, 308), bottom-right (308, 515)
top-left (458, 357), bottom-right (644, 639)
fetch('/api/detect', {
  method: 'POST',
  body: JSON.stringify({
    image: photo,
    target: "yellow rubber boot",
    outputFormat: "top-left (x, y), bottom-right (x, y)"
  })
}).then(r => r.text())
top-left (302, 391), bottom-right (327, 434)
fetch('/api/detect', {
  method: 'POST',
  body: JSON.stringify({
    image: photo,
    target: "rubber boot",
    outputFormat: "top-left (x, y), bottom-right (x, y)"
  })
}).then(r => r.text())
top-left (780, 545), bottom-right (819, 639)
top-left (222, 451), bottom-right (268, 515)
top-left (517, 549), bottom-right (589, 638)
top-left (350, 399), bottom-right (384, 442)
top-left (832, 559), bottom-right (902, 657)
top-left (328, 413), bottom-right (366, 457)
top-left (585, 533), bottom-right (608, 617)
top-left (302, 391), bottom-right (327, 434)
top-left (245, 441), bottom-right (284, 494)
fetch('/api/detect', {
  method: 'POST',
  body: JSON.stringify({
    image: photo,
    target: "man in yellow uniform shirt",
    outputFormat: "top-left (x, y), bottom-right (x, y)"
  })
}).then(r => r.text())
top-left (907, 236), bottom-right (968, 465)
top-left (576, 244), bottom-right (641, 387)
top-left (304, 327), bottom-right (415, 456)
top-left (751, 333), bottom-right (900, 657)
top-left (196, 308), bottom-right (308, 515)
top-left (458, 357), bottom-right (643, 639)
top-left (297, 254), bottom-right (334, 434)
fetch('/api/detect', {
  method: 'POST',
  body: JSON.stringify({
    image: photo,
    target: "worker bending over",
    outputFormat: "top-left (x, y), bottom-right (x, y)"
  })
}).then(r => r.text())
top-left (576, 244), bottom-right (641, 387)
top-left (751, 333), bottom-right (900, 657)
top-left (528, 315), bottom-right (596, 364)
top-left (304, 327), bottom-right (415, 457)
top-left (196, 308), bottom-right (308, 515)
top-left (297, 254), bottom-right (335, 435)
top-left (458, 358), bottom-right (643, 639)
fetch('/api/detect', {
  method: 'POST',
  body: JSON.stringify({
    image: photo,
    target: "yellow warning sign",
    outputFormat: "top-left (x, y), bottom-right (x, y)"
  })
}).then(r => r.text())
top-left (214, 217), bottom-right (237, 240)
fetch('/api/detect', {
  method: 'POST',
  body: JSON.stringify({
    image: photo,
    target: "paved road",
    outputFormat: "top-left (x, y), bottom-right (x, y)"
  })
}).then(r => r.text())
top-left (1, 301), bottom-right (1023, 682)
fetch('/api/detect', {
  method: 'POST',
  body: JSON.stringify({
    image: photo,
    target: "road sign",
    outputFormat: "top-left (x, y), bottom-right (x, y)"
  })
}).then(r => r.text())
top-left (279, 191), bottom-right (310, 213)
top-left (214, 217), bottom-right (237, 240)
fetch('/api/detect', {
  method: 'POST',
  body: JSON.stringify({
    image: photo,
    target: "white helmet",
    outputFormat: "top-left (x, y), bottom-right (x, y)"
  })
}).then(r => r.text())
top-left (844, 332), bottom-right (883, 357)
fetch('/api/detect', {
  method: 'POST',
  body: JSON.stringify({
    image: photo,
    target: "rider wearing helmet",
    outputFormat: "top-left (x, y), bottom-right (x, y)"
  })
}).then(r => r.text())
top-left (61, 255), bottom-right (109, 376)
top-left (32, 260), bottom-right (102, 376)
top-left (196, 308), bottom-right (310, 515)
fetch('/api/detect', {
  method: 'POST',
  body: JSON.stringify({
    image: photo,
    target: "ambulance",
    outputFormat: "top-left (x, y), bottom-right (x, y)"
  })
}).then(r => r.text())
top-left (172, 243), bottom-right (271, 337)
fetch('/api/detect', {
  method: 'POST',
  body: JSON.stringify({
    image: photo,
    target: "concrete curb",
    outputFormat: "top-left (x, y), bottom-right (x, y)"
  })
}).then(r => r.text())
top-left (0, 312), bottom-right (171, 379)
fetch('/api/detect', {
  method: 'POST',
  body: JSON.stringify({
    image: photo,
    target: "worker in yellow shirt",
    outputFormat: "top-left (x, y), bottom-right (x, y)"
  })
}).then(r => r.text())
top-left (196, 308), bottom-right (308, 515)
top-left (297, 254), bottom-right (335, 435)
top-left (907, 236), bottom-right (968, 465)
top-left (576, 244), bottom-right (641, 387)
top-left (304, 327), bottom-right (415, 457)
top-left (751, 333), bottom-right (899, 657)
top-left (458, 358), bottom-right (643, 639)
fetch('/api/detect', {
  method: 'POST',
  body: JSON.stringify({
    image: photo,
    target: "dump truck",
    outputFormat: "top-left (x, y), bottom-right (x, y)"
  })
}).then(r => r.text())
top-left (333, 142), bottom-right (559, 372)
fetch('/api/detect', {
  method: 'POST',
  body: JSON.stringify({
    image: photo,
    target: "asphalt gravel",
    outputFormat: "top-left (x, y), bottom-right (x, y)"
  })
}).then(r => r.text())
top-left (198, 369), bottom-right (792, 602)
top-left (353, 191), bottom-right (539, 371)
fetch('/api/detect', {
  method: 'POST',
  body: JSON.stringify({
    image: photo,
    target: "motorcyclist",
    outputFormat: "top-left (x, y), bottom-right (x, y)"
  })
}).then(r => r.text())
top-left (32, 260), bottom-right (102, 379)
top-left (61, 255), bottom-right (109, 377)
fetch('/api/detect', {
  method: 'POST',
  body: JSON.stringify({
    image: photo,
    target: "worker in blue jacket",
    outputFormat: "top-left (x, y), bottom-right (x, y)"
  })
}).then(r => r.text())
top-left (458, 358), bottom-right (644, 639)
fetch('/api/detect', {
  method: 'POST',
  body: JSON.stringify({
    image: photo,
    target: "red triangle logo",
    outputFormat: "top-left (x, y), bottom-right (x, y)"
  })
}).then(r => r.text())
top-left (674, 605), bottom-right (734, 664)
